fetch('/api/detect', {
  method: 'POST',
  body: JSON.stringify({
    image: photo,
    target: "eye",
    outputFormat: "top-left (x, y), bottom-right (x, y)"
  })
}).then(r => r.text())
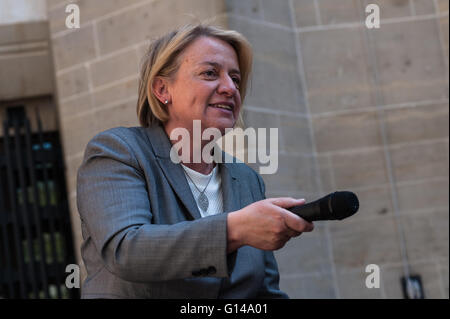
top-left (202, 69), bottom-right (218, 78)
top-left (231, 76), bottom-right (241, 88)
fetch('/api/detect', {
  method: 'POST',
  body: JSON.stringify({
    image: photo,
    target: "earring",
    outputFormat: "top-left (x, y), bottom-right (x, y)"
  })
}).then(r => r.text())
top-left (164, 100), bottom-right (168, 104)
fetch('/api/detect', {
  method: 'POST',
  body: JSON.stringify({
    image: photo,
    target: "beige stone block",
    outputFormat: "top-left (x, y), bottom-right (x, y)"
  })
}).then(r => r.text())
top-left (412, 0), bottom-right (436, 15)
top-left (226, 0), bottom-right (262, 20)
top-left (60, 112), bottom-right (98, 157)
top-left (279, 273), bottom-right (336, 298)
top-left (90, 49), bottom-right (139, 88)
top-left (331, 148), bottom-right (389, 188)
top-left (47, 4), bottom-right (77, 34)
top-left (385, 103), bottom-right (449, 145)
top-left (243, 109), bottom-right (279, 129)
top-left (330, 216), bottom-right (403, 269)
top-left (437, 0), bottom-right (449, 13)
top-left (317, 154), bottom-right (335, 191)
top-left (58, 93), bottom-right (92, 119)
top-left (335, 267), bottom-right (383, 298)
top-left (92, 76), bottom-right (139, 108)
top-left (300, 27), bottom-right (376, 114)
top-left (73, 0), bottom-right (133, 24)
top-left (96, 0), bottom-right (226, 54)
top-left (381, 262), bottom-right (446, 298)
top-left (313, 111), bottom-right (382, 153)
top-left (363, 0), bottom-right (412, 19)
top-left (47, 0), bottom-right (68, 9)
top-left (439, 258), bottom-right (449, 298)
top-left (279, 114), bottom-right (314, 154)
top-left (292, 0), bottom-right (319, 27)
top-left (51, 24), bottom-right (96, 71)
top-left (352, 185), bottom-right (394, 220)
top-left (0, 21), bottom-right (49, 46)
top-left (275, 224), bottom-right (333, 275)
top-left (372, 19), bottom-right (448, 105)
top-left (0, 52), bottom-right (53, 100)
top-left (94, 99), bottom-right (139, 133)
top-left (396, 178), bottom-right (449, 213)
top-left (56, 65), bottom-right (89, 98)
top-left (260, 0), bottom-right (292, 27)
top-left (440, 16), bottom-right (449, 62)
top-left (318, 0), bottom-right (362, 25)
top-left (390, 140), bottom-right (449, 183)
top-left (262, 153), bottom-right (320, 194)
top-left (400, 211), bottom-right (449, 263)
top-left (220, 16), bottom-right (308, 113)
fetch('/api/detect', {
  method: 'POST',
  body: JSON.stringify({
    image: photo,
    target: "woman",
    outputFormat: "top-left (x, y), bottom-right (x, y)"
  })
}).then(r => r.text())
top-left (76, 24), bottom-right (314, 299)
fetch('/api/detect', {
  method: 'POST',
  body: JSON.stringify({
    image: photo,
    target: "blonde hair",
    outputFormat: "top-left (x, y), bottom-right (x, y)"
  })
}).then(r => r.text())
top-left (137, 23), bottom-right (253, 127)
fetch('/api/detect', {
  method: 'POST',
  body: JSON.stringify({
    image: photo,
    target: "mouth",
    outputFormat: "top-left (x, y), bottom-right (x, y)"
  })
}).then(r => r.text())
top-left (208, 103), bottom-right (234, 111)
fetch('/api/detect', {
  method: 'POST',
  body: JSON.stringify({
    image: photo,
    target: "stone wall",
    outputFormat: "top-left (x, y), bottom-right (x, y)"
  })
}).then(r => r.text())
top-left (228, 0), bottom-right (449, 298)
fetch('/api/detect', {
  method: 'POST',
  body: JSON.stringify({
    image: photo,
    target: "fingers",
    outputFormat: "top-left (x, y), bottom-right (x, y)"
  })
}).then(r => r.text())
top-left (267, 197), bottom-right (315, 234)
top-left (283, 212), bottom-right (314, 233)
top-left (268, 197), bottom-right (306, 209)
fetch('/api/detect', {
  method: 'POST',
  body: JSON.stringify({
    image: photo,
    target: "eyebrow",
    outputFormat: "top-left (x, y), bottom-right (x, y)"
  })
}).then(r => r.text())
top-left (198, 61), bottom-right (241, 76)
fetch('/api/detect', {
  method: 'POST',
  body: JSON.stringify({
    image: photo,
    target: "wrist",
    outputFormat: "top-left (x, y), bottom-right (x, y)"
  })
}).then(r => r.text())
top-left (226, 211), bottom-right (243, 253)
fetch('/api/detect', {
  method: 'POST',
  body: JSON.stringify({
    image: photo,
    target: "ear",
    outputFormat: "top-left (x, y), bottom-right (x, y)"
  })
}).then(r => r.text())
top-left (151, 76), bottom-right (170, 104)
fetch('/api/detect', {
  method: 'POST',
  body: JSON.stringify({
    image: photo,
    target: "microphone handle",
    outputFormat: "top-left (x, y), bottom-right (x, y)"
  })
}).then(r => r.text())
top-left (287, 194), bottom-right (333, 222)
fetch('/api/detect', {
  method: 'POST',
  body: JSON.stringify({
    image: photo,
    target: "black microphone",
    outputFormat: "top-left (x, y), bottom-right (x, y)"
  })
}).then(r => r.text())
top-left (288, 191), bottom-right (359, 222)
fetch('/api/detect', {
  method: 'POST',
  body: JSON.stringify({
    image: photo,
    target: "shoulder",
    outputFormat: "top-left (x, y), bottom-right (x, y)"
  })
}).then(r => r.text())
top-left (88, 126), bottom-right (148, 146)
top-left (82, 126), bottom-right (151, 165)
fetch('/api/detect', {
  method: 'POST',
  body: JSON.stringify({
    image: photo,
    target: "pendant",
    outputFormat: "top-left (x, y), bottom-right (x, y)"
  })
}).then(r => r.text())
top-left (198, 192), bottom-right (209, 211)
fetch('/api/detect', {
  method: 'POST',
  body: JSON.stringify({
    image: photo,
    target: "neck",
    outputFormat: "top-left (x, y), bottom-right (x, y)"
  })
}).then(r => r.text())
top-left (182, 162), bottom-right (216, 175)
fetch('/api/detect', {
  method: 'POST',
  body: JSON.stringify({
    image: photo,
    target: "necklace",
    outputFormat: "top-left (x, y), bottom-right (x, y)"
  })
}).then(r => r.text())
top-left (182, 165), bottom-right (214, 211)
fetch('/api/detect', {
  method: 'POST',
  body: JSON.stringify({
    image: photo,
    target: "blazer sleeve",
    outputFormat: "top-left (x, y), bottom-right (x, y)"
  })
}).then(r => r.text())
top-left (254, 171), bottom-right (289, 299)
top-left (77, 129), bottom-right (230, 283)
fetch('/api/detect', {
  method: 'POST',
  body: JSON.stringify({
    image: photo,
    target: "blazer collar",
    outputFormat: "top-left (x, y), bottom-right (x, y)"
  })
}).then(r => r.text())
top-left (145, 125), bottom-right (241, 220)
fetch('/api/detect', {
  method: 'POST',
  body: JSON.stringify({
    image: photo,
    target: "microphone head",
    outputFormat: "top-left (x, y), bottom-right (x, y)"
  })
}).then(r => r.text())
top-left (330, 191), bottom-right (359, 220)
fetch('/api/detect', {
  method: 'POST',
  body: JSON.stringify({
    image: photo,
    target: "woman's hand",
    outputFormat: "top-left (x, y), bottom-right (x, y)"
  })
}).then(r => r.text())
top-left (226, 198), bottom-right (314, 253)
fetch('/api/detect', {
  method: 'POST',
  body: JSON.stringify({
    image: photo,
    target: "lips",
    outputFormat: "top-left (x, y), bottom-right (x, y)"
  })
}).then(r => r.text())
top-left (208, 102), bottom-right (234, 111)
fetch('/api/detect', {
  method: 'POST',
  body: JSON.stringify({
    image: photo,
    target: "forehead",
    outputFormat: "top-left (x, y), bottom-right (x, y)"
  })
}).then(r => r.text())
top-left (179, 36), bottom-right (239, 70)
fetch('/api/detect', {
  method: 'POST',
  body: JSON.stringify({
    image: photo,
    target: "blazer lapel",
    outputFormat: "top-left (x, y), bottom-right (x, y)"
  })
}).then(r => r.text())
top-left (220, 159), bottom-right (242, 214)
top-left (145, 125), bottom-right (202, 220)
top-left (144, 125), bottom-right (242, 219)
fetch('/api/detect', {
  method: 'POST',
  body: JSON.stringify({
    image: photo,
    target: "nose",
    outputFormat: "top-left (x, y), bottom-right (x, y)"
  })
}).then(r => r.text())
top-left (217, 74), bottom-right (238, 97)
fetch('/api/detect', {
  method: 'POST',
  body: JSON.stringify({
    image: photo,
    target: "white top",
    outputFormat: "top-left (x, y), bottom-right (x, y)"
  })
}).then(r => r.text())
top-left (181, 164), bottom-right (224, 218)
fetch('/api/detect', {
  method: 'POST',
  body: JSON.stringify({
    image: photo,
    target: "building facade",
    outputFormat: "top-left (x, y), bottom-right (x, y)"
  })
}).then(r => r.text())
top-left (0, 0), bottom-right (448, 298)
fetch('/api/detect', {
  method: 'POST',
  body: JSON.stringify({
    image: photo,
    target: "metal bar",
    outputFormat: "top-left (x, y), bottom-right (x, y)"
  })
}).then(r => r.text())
top-left (35, 110), bottom-right (62, 299)
top-left (3, 120), bottom-right (27, 298)
top-left (12, 115), bottom-right (39, 298)
top-left (24, 118), bottom-right (50, 298)
top-left (0, 164), bottom-right (15, 297)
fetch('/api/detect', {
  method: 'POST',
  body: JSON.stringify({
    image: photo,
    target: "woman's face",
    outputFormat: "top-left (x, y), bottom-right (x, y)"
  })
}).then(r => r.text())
top-left (165, 36), bottom-right (242, 134)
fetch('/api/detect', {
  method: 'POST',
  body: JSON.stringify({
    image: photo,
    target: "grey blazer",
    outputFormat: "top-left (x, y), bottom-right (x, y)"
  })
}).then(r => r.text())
top-left (76, 125), bottom-right (288, 299)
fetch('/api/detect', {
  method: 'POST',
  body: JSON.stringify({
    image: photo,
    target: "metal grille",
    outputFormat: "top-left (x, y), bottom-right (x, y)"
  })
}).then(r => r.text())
top-left (0, 106), bottom-right (78, 299)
